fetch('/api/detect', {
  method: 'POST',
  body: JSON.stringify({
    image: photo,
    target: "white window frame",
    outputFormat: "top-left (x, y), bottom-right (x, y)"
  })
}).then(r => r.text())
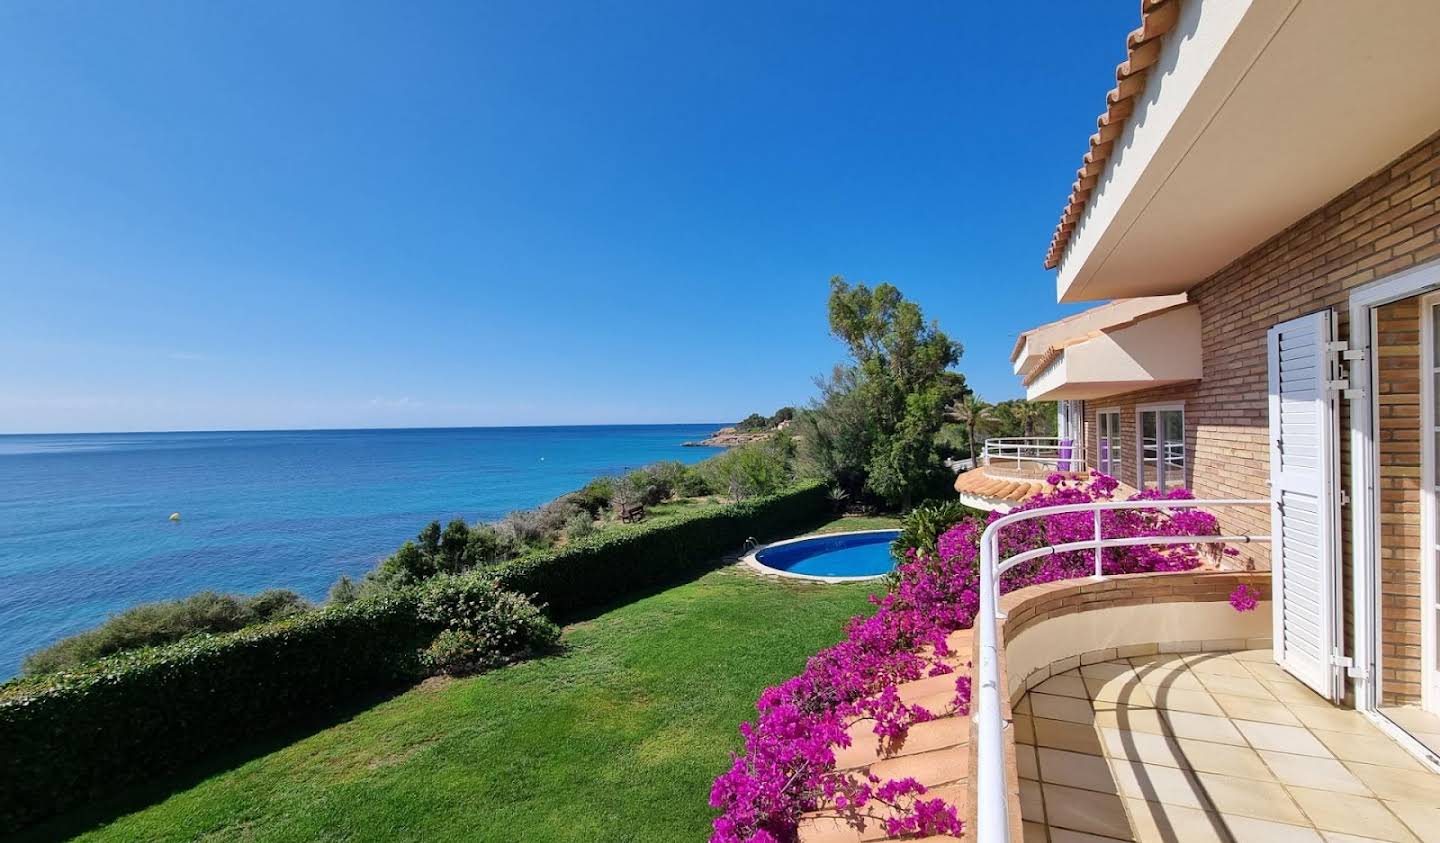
top-left (1096, 407), bottom-right (1122, 478)
top-left (1419, 294), bottom-right (1440, 715)
top-left (1349, 256), bottom-right (1440, 771)
top-left (1135, 402), bottom-right (1185, 492)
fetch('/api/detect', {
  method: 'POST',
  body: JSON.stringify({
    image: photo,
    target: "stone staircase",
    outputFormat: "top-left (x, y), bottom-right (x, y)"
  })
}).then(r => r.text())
top-left (798, 629), bottom-right (975, 843)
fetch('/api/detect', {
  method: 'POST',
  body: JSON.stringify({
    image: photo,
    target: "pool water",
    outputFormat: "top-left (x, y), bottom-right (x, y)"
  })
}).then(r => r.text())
top-left (752, 530), bottom-right (900, 579)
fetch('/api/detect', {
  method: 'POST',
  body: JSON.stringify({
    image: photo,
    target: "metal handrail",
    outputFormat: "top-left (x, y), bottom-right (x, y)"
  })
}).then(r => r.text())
top-left (981, 437), bottom-right (1084, 474)
top-left (972, 499), bottom-right (1269, 842)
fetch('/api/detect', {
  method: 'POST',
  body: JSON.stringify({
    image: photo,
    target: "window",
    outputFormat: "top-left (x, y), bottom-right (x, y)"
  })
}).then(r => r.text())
top-left (1137, 404), bottom-right (1185, 491)
top-left (1097, 409), bottom-right (1122, 477)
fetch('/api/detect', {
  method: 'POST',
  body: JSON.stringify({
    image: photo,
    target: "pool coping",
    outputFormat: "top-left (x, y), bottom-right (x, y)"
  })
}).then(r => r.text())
top-left (742, 528), bottom-right (900, 583)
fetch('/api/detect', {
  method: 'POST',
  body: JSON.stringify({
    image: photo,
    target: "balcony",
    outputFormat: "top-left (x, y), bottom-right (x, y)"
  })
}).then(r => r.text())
top-left (962, 500), bottom-right (1440, 842)
top-left (1022, 303), bottom-right (1202, 402)
top-left (981, 438), bottom-right (1084, 480)
top-left (953, 438), bottom-right (1089, 512)
top-left (794, 498), bottom-right (1440, 842)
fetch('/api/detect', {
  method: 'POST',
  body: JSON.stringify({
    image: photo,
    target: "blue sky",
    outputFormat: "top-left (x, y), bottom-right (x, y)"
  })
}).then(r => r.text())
top-left (0, 1), bottom-right (1134, 433)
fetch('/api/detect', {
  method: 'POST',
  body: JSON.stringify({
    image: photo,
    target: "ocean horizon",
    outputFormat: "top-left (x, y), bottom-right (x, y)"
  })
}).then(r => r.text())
top-left (0, 424), bottom-right (722, 679)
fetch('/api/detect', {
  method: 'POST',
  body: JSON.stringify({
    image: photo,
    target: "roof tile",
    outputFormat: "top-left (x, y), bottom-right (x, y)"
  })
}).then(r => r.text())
top-left (1045, 0), bottom-right (1184, 270)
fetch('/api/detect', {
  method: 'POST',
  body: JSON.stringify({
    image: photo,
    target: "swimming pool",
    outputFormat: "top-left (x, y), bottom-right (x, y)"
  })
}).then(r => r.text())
top-left (747, 529), bottom-right (900, 582)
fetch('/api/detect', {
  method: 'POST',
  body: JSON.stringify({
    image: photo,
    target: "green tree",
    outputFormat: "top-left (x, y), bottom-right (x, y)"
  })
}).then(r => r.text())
top-left (438, 518), bottom-right (471, 573)
top-left (701, 435), bottom-right (795, 500)
top-left (417, 521), bottom-right (442, 559)
top-left (384, 540), bottom-right (432, 583)
top-left (463, 523), bottom-right (509, 567)
top-left (794, 366), bottom-right (872, 493)
top-left (327, 575), bottom-right (359, 606)
top-left (990, 398), bottom-right (1057, 439)
top-left (812, 277), bottom-right (963, 508)
top-left (946, 393), bottom-right (996, 462)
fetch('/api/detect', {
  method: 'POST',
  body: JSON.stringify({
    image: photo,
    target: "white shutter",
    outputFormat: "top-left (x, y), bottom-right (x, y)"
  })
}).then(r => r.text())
top-left (1267, 310), bottom-right (1344, 701)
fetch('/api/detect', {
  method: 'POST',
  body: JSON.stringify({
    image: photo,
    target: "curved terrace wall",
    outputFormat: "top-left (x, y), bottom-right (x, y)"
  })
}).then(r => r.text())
top-left (964, 568), bottom-right (1272, 840)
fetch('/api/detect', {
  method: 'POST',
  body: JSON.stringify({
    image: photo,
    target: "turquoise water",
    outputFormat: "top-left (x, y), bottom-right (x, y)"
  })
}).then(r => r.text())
top-left (0, 425), bottom-right (719, 679)
top-left (754, 530), bottom-right (899, 578)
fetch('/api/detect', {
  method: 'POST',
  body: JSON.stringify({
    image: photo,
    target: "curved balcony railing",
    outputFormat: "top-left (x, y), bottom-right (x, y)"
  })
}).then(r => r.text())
top-left (981, 437), bottom-right (1083, 478)
top-left (972, 499), bottom-right (1270, 842)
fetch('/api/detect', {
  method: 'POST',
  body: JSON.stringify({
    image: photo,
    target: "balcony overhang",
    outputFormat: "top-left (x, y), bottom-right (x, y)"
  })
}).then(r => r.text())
top-left (1024, 303), bottom-right (1202, 401)
top-left (1053, 0), bottom-right (1440, 303)
top-left (1011, 294), bottom-right (1188, 378)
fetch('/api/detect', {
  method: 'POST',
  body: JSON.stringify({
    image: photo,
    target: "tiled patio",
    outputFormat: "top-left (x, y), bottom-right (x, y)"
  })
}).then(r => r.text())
top-left (1016, 648), bottom-right (1440, 842)
top-left (1379, 706), bottom-right (1440, 763)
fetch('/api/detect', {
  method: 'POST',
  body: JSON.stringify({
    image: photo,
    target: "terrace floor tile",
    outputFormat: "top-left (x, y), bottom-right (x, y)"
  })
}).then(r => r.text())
top-left (1012, 649), bottom-right (1440, 843)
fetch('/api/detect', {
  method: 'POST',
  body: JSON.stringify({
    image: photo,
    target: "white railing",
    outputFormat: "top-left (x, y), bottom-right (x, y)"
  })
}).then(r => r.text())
top-left (972, 499), bottom-right (1270, 842)
top-left (982, 437), bottom-right (1083, 476)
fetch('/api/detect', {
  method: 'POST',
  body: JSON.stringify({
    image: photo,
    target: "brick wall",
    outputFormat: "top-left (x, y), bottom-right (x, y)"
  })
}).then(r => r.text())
top-left (1076, 131), bottom-right (1440, 575)
top-left (1377, 299), bottom-right (1424, 705)
top-left (1057, 130), bottom-right (1440, 706)
top-left (999, 570), bottom-right (1272, 643)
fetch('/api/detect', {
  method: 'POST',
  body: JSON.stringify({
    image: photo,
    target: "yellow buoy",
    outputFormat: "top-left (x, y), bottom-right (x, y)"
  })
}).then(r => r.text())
top-left (169, 512), bottom-right (181, 522)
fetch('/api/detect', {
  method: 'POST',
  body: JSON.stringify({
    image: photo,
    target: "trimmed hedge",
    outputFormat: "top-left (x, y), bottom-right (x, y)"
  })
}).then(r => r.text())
top-left (0, 481), bottom-right (828, 832)
top-left (0, 594), bottom-right (433, 832)
top-left (493, 480), bottom-right (830, 616)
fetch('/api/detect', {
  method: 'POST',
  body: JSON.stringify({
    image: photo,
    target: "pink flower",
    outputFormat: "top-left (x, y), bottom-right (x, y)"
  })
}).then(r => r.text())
top-left (1229, 583), bottom-right (1260, 613)
top-left (710, 474), bottom-right (1224, 842)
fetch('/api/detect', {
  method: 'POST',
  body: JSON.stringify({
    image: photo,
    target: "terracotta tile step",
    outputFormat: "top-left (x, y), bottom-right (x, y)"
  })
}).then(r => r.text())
top-left (798, 782), bottom-right (968, 843)
top-left (834, 714), bottom-right (972, 769)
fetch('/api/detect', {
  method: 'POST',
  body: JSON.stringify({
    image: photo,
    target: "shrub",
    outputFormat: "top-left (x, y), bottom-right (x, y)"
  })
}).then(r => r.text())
top-left (417, 520), bottom-right (442, 557)
top-left (563, 511), bottom-right (596, 542)
top-left (611, 474), bottom-right (645, 510)
top-left (22, 589), bottom-right (313, 676)
top-left (416, 571), bottom-right (559, 674)
top-left (0, 574), bottom-right (556, 832)
top-left (638, 461), bottom-right (689, 503)
top-left (495, 509), bottom-right (549, 548)
top-left (491, 481), bottom-right (827, 618)
top-left (701, 438), bottom-right (795, 501)
top-left (372, 539), bottom-right (432, 587)
top-left (244, 589), bottom-right (309, 620)
top-left (463, 522), bottom-right (514, 567)
top-left (675, 465), bottom-right (714, 497)
top-left (571, 476), bottom-right (616, 516)
top-left (0, 593), bottom-right (430, 832)
top-left (537, 497), bottom-right (584, 534)
top-left (327, 575), bottom-right (360, 606)
top-left (438, 518), bottom-right (471, 573)
top-left (892, 499), bottom-right (985, 560)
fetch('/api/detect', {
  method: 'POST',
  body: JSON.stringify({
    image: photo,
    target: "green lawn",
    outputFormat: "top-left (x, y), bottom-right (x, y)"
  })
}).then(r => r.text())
top-left (806, 514), bottom-right (902, 534)
top-left (32, 568), bottom-right (877, 843)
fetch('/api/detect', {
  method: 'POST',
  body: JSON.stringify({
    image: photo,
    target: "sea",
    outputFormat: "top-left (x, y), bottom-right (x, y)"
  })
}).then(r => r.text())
top-left (0, 425), bottom-right (720, 680)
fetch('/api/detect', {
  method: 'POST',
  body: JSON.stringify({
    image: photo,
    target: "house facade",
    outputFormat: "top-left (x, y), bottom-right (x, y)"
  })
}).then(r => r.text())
top-left (1007, 0), bottom-right (1440, 762)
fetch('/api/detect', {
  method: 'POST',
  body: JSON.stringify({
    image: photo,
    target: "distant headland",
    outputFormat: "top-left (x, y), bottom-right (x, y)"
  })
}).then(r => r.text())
top-left (683, 408), bottom-right (796, 448)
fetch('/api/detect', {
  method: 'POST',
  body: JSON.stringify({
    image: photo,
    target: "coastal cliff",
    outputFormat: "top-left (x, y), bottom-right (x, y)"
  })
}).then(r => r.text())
top-left (683, 420), bottom-right (791, 448)
top-left (683, 426), bottom-right (769, 448)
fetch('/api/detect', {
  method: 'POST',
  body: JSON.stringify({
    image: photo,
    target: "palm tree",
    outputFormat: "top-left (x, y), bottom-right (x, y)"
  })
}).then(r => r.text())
top-left (1012, 401), bottom-right (1050, 438)
top-left (946, 394), bottom-right (997, 464)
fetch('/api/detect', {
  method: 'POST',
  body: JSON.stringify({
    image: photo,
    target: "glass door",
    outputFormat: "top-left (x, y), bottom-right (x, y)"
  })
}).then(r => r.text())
top-left (1097, 410), bottom-right (1121, 478)
top-left (1138, 405), bottom-right (1185, 492)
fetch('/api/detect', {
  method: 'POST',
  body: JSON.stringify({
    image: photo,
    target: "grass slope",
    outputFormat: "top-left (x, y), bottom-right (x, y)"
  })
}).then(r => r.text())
top-left (36, 567), bottom-right (876, 843)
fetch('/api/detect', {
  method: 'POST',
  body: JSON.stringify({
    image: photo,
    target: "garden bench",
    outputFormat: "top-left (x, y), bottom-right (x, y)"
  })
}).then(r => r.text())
top-left (618, 503), bottom-right (646, 523)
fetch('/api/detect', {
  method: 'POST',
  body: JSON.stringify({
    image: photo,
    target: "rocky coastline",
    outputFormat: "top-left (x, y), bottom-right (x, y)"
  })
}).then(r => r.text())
top-left (683, 425), bottom-right (774, 448)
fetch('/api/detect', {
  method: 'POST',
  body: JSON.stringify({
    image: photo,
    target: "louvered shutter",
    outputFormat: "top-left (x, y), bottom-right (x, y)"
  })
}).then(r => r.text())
top-left (1267, 310), bottom-right (1344, 701)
